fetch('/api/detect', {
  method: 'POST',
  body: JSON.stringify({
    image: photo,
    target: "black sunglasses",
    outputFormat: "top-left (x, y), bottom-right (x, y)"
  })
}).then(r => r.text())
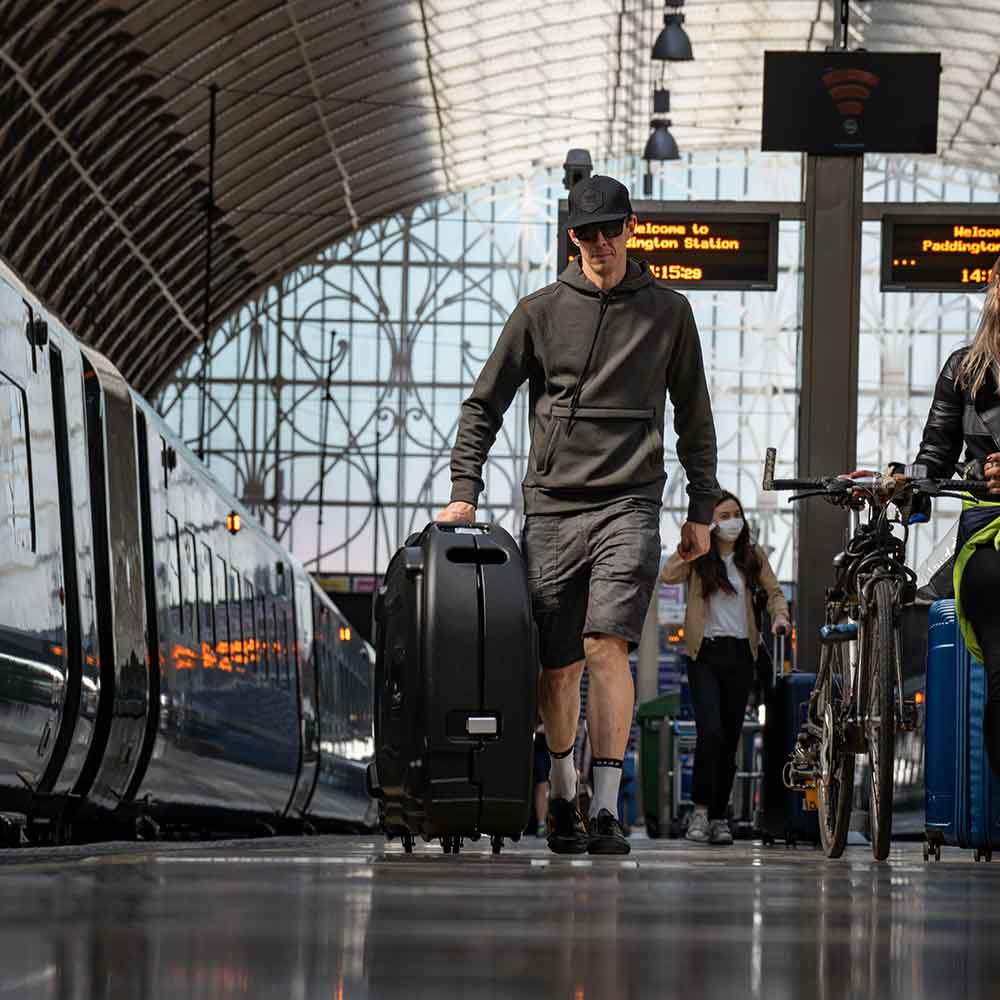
top-left (573, 218), bottom-right (627, 242)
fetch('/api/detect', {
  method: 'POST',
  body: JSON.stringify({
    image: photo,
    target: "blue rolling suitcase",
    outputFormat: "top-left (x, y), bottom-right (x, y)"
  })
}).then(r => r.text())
top-left (760, 636), bottom-right (820, 846)
top-left (924, 599), bottom-right (1000, 861)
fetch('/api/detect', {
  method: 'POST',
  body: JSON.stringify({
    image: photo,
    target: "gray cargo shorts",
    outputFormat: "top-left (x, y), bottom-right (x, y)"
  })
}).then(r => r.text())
top-left (520, 497), bottom-right (661, 669)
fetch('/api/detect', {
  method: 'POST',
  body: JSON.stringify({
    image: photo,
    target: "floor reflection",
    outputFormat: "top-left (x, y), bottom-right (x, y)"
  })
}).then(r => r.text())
top-left (0, 839), bottom-right (999, 999)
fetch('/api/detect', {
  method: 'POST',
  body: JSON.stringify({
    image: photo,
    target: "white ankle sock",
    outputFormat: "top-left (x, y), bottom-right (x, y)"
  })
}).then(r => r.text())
top-left (589, 758), bottom-right (622, 819)
top-left (549, 746), bottom-right (576, 801)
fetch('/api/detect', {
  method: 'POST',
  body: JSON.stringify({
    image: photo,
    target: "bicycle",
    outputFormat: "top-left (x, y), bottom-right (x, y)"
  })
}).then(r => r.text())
top-left (761, 447), bottom-right (992, 861)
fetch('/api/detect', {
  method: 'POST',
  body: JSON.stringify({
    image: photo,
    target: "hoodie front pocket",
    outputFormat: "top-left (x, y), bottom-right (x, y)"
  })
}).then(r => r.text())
top-left (535, 416), bottom-right (561, 475)
top-left (536, 405), bottom-right (658, 489)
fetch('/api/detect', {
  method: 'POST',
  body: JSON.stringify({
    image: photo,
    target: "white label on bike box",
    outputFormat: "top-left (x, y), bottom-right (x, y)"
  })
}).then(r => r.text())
top-left (453, 527), bottom-right (486, 534)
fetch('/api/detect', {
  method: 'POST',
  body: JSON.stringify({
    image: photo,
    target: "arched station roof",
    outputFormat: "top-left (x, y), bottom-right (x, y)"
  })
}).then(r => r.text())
top-left (0, 0), bottom-right (993, 396)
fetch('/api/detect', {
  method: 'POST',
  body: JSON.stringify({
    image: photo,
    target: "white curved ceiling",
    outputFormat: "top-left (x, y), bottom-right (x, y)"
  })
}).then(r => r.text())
top-left (0, 0), bottom-right (992, 394)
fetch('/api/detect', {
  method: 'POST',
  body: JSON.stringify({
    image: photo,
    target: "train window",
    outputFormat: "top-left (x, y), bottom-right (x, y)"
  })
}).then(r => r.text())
top-left (229, 570), bottom-right (243, 669)
top-left (282, 609), bottom-right (292, 690)
top-left (166, 513), bottom-right (182, 629)
top-left (216, 555), bottom-right (229, 654)
top-left (160, 435), bottom-right (169, 490)
top-left (273, 603), bottom-right (284, 688)
top-left (244, 578), bottom-right (256, 672)
top-left (184, 530), bottom-right (199, 639)
top-left (200, 543), bottom-right (215, 646)
top-left (259, 591), bottom-right (271, 680)
top-left (0, 372), bottom-right (35, 553)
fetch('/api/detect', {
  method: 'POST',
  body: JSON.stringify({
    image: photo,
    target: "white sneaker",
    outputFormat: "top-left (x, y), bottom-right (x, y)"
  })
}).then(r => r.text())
top-left (685, 811), bottom-right (710, 843)
top-left (709, 819), bottom-right (733, 845)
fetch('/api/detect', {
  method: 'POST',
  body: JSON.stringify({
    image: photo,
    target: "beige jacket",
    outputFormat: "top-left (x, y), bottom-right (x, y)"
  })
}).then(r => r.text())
top-left (660, 544), bottom-right (789, 660)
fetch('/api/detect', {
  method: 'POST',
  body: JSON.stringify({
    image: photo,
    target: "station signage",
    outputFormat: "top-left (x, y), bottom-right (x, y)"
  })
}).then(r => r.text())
top-left (558, 204), bottom-right (779, 291)
top-left (881, 215), bottom-right (1000, 292)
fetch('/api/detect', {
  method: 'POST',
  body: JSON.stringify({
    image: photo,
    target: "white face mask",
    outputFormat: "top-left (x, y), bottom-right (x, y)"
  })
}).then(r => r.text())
top-left (714, 517), bottom-right (744, 542)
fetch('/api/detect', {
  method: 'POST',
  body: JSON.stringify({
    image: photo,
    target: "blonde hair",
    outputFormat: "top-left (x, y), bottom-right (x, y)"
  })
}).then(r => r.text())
top-left (957, 258), bottom-right (1000, 398)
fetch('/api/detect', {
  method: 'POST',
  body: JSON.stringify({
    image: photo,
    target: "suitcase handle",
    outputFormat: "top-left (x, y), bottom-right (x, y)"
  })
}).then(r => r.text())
top-left (772, 629), bottom-right (788, 685)
top-left (406, 522), bottom-right (494, 547)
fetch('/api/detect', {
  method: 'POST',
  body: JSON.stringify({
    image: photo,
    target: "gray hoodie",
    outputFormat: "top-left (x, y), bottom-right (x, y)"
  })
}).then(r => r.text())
top-left (449, 259), bottom-right (720, 524)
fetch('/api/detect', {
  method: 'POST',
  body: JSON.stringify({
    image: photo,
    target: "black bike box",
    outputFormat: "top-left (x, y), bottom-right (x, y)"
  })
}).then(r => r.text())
top-left (368, 522), bottom-right (537, 847)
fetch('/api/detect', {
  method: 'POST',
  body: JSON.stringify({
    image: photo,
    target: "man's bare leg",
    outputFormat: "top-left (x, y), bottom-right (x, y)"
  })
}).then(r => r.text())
top-left (539, 660), bottom-right (584, 753)
top-left (539, 660), bottom-right (584, 802)
top-left (584, 635), bottom-right (633, 758)
top-left (584, 634), bottom-right (633, 821)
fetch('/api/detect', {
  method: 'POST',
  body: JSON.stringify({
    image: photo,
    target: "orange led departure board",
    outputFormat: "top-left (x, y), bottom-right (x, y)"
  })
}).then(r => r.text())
top-left (881, 215), bottom-right (1000, 291)
top-left (558, 204), bottom-right (778, 290)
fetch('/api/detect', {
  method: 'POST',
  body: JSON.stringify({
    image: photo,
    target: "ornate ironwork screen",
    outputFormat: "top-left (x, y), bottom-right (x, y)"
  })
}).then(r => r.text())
top-left (158, 152), bottom-right (998, 583)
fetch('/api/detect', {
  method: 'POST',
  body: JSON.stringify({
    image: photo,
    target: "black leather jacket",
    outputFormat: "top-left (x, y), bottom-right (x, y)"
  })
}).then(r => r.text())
top-left (915, 347), bottom-right (1000, 480)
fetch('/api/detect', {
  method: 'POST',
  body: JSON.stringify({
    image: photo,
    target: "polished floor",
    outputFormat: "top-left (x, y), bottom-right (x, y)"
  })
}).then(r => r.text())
top-left (1, 833), bottom-right (999, 999)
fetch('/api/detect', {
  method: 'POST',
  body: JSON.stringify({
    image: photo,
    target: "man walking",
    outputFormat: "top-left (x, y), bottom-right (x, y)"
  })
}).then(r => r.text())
top-left (437, 175), bottom-right (719, 854)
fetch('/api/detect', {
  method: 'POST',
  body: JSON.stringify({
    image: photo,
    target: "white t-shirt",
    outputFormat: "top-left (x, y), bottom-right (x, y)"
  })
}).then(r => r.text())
top-left (703, 553), bottom-right (749, 639)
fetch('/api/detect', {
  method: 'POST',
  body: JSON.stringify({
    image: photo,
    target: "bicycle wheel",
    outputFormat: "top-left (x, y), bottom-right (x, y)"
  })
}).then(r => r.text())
top-left (866, 578), bottom-right (897, 861)
top-left (816, 640), bottom-right (855, 858)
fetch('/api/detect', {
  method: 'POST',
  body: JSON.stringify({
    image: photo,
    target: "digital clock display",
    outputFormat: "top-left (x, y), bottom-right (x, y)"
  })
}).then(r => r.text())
top-left (881, 215), bottom-right (1000, 291)
top-left (557, 203), bottom-right (779, 291)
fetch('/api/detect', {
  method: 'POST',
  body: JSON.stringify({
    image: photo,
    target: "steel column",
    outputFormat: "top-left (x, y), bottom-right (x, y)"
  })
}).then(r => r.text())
top-left (795, 154), bottom-right (863, 666)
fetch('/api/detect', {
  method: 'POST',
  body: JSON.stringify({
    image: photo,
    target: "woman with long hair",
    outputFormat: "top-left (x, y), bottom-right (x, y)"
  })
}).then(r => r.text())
top-left (661, 491), bottom-right (790, 844)
top-left (849, 260), bottom-right (1000, 776)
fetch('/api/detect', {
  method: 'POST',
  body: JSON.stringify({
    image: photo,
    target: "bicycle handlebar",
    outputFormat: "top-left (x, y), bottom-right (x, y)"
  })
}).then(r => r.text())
top-left (761, 447), bottom-right (995, 501)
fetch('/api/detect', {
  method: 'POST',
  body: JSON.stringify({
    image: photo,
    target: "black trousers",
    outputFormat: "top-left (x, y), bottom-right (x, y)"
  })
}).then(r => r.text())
top-left (960, 546), bottom-right (1000, 779)
top-left (687, 637), bottom-right (755, 820)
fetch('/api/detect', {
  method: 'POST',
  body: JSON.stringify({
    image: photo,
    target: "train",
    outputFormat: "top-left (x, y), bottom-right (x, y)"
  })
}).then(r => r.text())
top-left (0, 257), bottom-right (375, 844)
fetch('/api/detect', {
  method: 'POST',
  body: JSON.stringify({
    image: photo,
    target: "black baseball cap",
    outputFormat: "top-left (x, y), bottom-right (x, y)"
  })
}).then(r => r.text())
top-left (566, 175), bottom-right (633, 231)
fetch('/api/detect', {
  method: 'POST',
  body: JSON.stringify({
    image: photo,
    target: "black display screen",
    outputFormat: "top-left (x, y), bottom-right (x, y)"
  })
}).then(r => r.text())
top-left (762, 51), bottom-right (940, 155)
top-left (558, 205), bottom-right (778, 291)
top-left (881, 216), bottom-right (1000, 292)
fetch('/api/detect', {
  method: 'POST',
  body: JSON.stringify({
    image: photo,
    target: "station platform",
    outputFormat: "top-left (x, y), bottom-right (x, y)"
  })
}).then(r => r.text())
top-left (1, 833), bottom-right (998, 998)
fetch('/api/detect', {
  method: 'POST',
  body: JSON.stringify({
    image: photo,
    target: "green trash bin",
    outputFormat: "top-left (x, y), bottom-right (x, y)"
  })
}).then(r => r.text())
top-left (636, 692), bottom-right (680, 838)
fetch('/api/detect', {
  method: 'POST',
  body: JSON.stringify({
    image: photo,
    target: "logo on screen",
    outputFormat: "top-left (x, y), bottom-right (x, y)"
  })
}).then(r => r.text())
top-left (822, 68), bottom-right (880, 136)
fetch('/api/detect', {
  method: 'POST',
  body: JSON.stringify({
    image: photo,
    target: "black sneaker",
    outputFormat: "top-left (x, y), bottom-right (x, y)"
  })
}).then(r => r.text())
top-left (546, 797), bottom-right (589, 855)
top-left (587, 808), bottom-right (631, 855)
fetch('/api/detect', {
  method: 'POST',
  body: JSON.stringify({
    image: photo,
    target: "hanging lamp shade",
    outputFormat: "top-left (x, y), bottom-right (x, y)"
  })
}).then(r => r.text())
top-left (652, 13), bottom-right (693, 61)
top-left (643, 120), bottom-right (680, 161)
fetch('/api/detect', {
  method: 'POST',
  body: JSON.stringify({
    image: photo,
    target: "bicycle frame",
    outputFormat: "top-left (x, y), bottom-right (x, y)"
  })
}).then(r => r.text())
top-left (818, 499), bottom-right (914, 751)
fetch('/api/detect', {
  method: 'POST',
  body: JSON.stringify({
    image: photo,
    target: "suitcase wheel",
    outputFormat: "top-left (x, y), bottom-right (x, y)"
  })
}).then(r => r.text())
top-left (975, 847), bottom-right (993, 863)
top-left (491, 835), bottom-right (504, 855)
top-left (441, 835), bottom-right (462, 855)
top-left (401, 832), bottom-right (415, 854)
top-left (923, 839), bottom-right (941, 862)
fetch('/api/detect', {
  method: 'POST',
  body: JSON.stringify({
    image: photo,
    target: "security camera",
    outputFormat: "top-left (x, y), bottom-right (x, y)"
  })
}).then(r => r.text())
top-left (562, 148), bottom-right (593, 191)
